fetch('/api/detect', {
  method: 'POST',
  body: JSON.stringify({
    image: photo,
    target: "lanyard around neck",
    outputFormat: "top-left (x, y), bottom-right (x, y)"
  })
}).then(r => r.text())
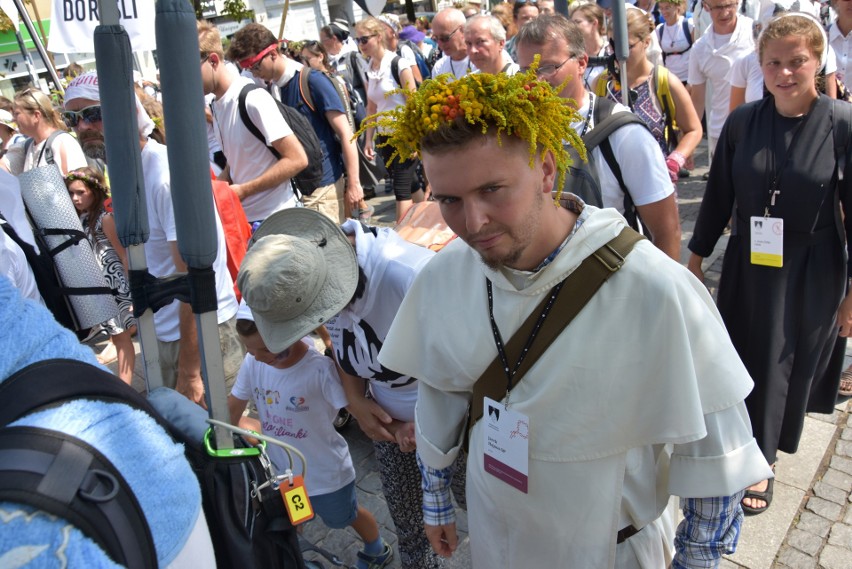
top-left (486, 278), bottom-right (564, 398)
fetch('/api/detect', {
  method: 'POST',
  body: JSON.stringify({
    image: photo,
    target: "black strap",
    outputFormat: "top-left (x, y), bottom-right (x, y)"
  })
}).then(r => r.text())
top-left (40, 227), bottom-right (88, 256)
top-left (237, 84), bottom-right (282, 160)
top-left (0, 426), bottom-right (157, 569)
top-left (390, 55), bottom-right (402, 88)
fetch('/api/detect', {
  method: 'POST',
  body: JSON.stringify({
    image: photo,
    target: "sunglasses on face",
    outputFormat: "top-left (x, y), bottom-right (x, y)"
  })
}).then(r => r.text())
top-left (354, 35), bottom-right (376, 45)
top-left (62, 105), bottom-right (102, 128)
top-left (434, 26), bottom-right (462, 43)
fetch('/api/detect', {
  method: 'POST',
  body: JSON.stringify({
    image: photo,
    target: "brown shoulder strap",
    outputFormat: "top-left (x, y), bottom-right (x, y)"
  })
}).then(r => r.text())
top-left (466, 227), bottom-right (644, 445)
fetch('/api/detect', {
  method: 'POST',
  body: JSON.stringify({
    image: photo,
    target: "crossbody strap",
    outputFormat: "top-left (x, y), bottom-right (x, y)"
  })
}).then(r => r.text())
top-left (466, 227), bottom-right (645, 445)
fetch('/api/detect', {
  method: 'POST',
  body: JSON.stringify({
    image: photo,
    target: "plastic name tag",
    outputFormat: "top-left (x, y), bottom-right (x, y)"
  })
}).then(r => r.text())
top-left (281, 475), bottom-right (315, 525)
top-left (750, 216), bottom-right (783, 268)
top-left (482, 396), bottom-right (529, 493)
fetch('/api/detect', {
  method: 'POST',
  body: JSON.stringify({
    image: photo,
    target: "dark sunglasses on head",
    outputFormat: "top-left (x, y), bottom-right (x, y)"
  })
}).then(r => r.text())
top-left (62, 105), bottom-right (102, 128)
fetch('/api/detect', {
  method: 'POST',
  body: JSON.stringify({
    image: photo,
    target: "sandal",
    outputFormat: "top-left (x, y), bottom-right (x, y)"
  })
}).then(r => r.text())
top-left (840, 366), bottom-right (852, 397)
top-left (741, 477), bottom-right (773, 516)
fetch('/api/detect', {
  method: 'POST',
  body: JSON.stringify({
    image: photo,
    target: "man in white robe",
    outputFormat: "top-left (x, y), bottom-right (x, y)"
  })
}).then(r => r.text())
top-left (377, 74), bottom-right (772, 567)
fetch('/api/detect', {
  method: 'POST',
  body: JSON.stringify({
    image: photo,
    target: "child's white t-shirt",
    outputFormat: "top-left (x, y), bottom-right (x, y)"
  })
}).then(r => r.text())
top-left (231, 347), bottom-right (355, 496)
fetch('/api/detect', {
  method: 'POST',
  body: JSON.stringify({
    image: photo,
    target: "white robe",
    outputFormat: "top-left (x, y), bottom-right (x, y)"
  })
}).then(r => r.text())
top-left (379, 206), bottom-right (772, 568)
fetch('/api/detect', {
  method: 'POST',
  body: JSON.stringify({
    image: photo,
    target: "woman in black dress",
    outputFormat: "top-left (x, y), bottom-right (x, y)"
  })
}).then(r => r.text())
top-left (687, 13), bottom-right (852, 516)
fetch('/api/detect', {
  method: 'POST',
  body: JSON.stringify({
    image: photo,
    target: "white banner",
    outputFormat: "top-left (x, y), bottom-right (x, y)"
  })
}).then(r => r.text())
top-left (48, 0), bottom-right (157, 53)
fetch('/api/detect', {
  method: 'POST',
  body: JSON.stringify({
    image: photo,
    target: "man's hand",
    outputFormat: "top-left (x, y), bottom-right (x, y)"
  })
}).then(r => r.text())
top-left (177, 374), bottom-right (207, 409)
top-left (345, 180), bottom-right (364, 211)
top-left (349, 398), bottom-right (395, 442)
top-left (425, 523), bottom-right (458, 558)
top-left (687, 253), bottom-right (705, 283)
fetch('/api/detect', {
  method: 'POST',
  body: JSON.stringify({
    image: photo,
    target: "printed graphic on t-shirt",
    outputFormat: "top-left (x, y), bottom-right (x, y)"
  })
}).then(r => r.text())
top-left (337, 319), bottom-right (415, 387)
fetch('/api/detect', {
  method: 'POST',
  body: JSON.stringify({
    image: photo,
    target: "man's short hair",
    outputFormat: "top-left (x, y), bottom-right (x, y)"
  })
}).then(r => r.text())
top-left (197, 19), bottom-right (224, 58)
top-left (227, 23), bottom-right (279, 63)
top-left (515, 14), bottom-right (585, 58)
top-left (466, 14), bottom-right (507, 42)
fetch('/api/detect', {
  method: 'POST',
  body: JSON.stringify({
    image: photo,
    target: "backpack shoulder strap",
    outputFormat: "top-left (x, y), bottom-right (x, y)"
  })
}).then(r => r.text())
top-left (657, 23), bottom-right (664, 42)
top-left (391, 55), bottom-right (402, 88)
top-left (683, 19), bottom-right (693, 48)
top-left (237, 83), bottom-right (281, 160)
top-left (298, 66), bottom-right (315, 112)
top-left (583, 96), bottom-right (647, 152)
top-left (654, 64), bottom-right (678, 135)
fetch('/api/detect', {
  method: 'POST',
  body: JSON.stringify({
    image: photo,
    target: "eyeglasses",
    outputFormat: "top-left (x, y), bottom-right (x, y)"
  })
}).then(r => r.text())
top-left (706, 2), bottom-right (737, 11)
top-left (434, 26), bottom-right (462, 43)
top-left (354, 35), bottom-right (376, 45)
top-left (520, 56), bottom-right (574, 77)
top-left (515, 0), bottom-right (538, 4)
top-left (62, 105), bottom-right (102, 128)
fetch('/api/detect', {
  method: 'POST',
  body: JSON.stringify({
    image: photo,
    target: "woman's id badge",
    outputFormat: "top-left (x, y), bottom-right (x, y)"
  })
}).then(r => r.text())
top-left (482, 397), bottom-right (529, 493)
top-left (750, 216), bottom-right (783, 268)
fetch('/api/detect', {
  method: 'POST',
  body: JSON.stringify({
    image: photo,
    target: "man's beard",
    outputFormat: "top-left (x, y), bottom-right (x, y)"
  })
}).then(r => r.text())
top-left (78, 130), bottom-right (106, 163)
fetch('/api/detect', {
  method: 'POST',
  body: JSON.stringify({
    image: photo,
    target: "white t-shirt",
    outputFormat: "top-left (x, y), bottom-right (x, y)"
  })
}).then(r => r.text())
top-left (326, 220), bottom-right (434, 422)
top-left (657, 17), bottom-right (695, 81)
top-left (571, 93), bottom-right (675, 212)
top-left (18, 130), bottom-right (88, 175)
top-left (367, 50), bottom-right (415, 116)
top-left (728, 51), bottom-right (764, 104)
top-left (830, 22), bottom-right (852, 88)
top-left (231, 347), bottom-right (355, 496)
top-left (211, 73), bottom-right (298, 222)
top-left (688, 16), bottom-right (755, 139)
top-left (431, 55), bottom-right (476, 79)
top-left (140, 138), bottom-right (238, 342)
top-left (0, 224), bottom-right (43, 304)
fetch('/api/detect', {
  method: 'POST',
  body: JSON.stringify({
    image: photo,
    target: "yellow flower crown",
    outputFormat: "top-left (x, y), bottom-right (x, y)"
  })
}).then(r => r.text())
top-left (356, 57), bottom-right (587, 204)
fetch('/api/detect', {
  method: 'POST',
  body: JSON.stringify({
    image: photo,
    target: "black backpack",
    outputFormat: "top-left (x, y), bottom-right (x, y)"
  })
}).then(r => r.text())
top-left (237, 83), bottom-right (325, 197)
top-left (558, 96), bottom-right (650, 230)
top-left (397, 39), bottom-right (431, 84)
top-left (0, 359), bottom-right (306, 569)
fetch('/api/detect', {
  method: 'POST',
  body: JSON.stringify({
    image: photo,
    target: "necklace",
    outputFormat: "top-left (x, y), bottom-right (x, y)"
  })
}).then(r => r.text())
top-left (664, 22), bottom-right (679, 49)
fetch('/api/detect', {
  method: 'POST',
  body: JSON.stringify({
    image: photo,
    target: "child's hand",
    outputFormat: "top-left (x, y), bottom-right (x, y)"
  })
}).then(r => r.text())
top-left (238, 416), bottom-right (262, 446)
top-left (393, 421), bottom-right (416, 452)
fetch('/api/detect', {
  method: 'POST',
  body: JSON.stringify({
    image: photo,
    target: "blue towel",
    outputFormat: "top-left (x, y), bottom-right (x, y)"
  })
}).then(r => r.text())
top-left (0, 276), bottom-right (202, 567)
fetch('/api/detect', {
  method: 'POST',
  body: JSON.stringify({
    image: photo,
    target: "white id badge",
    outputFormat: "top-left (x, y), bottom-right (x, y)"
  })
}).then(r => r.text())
top-left (750, 216), bottom-right (783, 268)
top-left (482, 397), bottom-right (529, 493)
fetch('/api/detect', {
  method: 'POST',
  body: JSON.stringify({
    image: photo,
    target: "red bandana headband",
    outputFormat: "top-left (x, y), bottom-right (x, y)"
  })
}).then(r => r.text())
top-left (239, 43), bottom-right (279, 69)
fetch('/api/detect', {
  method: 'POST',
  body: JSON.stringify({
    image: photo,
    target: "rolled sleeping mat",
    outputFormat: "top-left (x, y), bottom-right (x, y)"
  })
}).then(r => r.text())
top-left (18, 164), bottom-right (118, 330)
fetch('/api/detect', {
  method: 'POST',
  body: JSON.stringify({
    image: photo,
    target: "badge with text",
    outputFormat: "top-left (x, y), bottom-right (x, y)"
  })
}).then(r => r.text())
top-left (750, 216), bottom-right (783, 268)
top-left (280, 475), bottom-right (315, 525)
top-left (482, 397), bottom-right (529, 493)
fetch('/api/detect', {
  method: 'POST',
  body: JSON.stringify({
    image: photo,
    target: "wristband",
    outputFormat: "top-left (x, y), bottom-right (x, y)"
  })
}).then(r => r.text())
top-left (667, 151), bottom-right (686, 168)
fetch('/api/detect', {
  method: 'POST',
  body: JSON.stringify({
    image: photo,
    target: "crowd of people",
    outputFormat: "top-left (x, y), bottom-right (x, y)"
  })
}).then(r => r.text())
top-left (1, 0), bottom-right (852, 567)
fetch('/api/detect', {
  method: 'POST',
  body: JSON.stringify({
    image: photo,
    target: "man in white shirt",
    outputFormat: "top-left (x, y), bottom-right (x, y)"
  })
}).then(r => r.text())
top-left (516, 14), bottom-right (682, 261)
top-left (197, 21), bottom-right (308, 225)
top-left (63, 72), bottom-right (242, 404)
top-left (431, 8), bottom-right (477, 78)
top-left (688, 0), bottom-right (754, 161)
top-left (465, 14), bottom-right (519, 75)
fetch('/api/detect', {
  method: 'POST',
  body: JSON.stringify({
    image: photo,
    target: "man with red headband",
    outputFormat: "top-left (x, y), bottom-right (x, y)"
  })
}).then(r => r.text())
top-left (228, 23), bottom-right (365, 223)
top-left (197, 21), bottom-right (308, 226)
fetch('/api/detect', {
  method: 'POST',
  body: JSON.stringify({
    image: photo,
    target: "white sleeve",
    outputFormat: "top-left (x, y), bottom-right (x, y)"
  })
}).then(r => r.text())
top-left (687, 41), bottom-right (705, 85)
top-left (826, 45), bottom-right (838, 75)
top-left (414, 381), bottom-right (471, 469)
top-left (245, 88), bottom-right (294, 145)
top-left (669, 402), bottom-right (773, 498)
top-left (230, 355), bottom-right (255, 401)
top-left (727, 55), bottom-right (749, 88)
top-left (594, 122), bottom-right (675, 209)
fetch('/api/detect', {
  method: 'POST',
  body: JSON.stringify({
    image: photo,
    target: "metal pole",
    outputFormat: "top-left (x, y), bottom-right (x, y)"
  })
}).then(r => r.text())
top-left (12, 0), bottom-right (62, 93)
top-left (22, 0), bottom-right (54, 70)
top-left (12, 27), bottom-right (38, 86)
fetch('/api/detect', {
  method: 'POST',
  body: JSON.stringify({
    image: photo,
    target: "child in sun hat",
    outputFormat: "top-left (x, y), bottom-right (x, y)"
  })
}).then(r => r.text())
top-left (231, 207), bottom-right (393, 569)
